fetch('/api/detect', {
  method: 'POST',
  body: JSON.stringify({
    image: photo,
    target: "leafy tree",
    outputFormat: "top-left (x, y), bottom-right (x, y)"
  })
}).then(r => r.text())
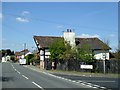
top-left (10, 56), bottom-right (15, 61)
top-left (49, 38), bottom-right (97, 71)
top-left (77, 44), bottom-right (94, 64)
top-left (112, 49), bottom-right (120, 60)
top-left (1, 49), bottom-right (15, 57)
top-left (1, 50), bottom-right (6, 57)
top-left (6, 49), bottom-right (12, 55)
top-left (49, 38), bottom-right (66, 61)
top-left (25, 54), bottom-right (35, 65)
top-left (49, 38), bottom-right (94, 64)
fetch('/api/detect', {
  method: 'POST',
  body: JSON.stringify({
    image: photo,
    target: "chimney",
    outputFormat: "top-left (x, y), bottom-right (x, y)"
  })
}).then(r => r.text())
top-left (63, 29), bottom-right (76, 48)
top-left (67, 29), bottom-right (69, 32)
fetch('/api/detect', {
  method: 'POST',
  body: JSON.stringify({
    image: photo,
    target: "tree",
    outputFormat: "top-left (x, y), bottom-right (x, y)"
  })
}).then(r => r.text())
top-left (49, 39), bottom-right (94, 64)
top-left (113, 49), bottom-right (120, 60)
top-left (77, 44), bottom-right (95, 64)
top-left (1, 49), bottom-right (15, 57)
top-left (59, 42), bottom-right (71, 60)
top-left (25, 54), bottom-right (35, 65)
top-left (49, 38), bottom-right (66, 61)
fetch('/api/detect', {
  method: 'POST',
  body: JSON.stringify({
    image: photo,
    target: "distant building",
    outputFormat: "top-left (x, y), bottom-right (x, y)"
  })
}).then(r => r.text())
top-left (2, 57), bottom-right (6, 62)
top-left (33, 29), bottom-right (111, 69)
top-left (15, 49), bottom-right (32, 59)
top-left (2, 55), bottom-right (10, 62)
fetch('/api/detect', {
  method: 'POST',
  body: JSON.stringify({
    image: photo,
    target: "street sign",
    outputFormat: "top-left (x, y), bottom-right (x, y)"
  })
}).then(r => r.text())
top-left (80, 65), bottom-right (93, 69)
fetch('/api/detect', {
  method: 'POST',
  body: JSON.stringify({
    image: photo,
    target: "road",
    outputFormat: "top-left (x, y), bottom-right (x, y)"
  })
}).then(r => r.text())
top-left (1, 62), bottom-right (99, 90)
top-left (26, 64), bottom-right (120, 90)
top-left (51, 73), bottom-right (119, 90)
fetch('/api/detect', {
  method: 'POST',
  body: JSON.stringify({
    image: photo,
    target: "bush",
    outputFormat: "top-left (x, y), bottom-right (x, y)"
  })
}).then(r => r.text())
top-left (10, 56), bottom-right (15, 60)
top-left (25, 54), bottom-right (35, 65)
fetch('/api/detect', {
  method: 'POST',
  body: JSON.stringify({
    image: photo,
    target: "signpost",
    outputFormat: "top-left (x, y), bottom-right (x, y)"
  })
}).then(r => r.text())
top-left (102, 53), bottom-right (106, 74)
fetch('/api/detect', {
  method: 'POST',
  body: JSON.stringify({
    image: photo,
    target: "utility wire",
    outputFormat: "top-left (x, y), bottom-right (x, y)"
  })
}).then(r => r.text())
top-left (3, 13), bottom-right (117, 32)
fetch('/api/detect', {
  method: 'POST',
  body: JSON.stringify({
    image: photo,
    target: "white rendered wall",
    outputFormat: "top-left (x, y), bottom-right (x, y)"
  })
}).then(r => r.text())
top-left (94, 50), bottom-right (110, 60)
top-left (40, 50), bottom-right (44, 60)
top-left (40, 49), bottom-right (50, 60)
top-left (63, 32), bottom-right (76, 48)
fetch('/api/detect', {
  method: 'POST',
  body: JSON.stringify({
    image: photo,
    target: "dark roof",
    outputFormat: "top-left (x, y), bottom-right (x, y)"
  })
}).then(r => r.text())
top-left (34, 36), bottom-right (62, 48)
top-left (33, 36), bottom-right (111, 50)
top-left (75, 38), bottom-right (111, 50)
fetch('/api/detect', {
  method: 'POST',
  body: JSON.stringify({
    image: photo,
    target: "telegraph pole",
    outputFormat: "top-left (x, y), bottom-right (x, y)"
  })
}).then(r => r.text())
top-left (24, 43), bottom-right (26, 58)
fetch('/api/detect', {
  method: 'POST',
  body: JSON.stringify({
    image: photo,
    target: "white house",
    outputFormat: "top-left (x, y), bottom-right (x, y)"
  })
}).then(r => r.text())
top-left (15, 49), bottom-right (32, 59)
top-left (33, 29), bottom-right (111, 69)
top-left (2, 55), bottom-right (11, 62)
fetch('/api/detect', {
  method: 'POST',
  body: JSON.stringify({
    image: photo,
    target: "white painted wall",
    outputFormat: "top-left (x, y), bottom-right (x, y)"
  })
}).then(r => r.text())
top-left (2, 57), bottom-right (7, 62)
top-left (94, 50), bottom-right (110, 60)
top-left (40, 50), bottom-right (44, 60)
top-left (63, 31), bottom-right (76, 48)
top-left (39, 48), bottom-right (110, 61)
top-left (40, 49), bottom-right (51, 60)
top-left (6, 56), bottom-right (11, 60)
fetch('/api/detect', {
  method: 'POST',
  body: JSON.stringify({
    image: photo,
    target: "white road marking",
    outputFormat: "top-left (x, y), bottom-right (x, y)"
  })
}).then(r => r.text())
top-left (77, 80), bottom-right (115, 83)
top-left (85, 84), bottom-right (93, 87)
top-left (64, 78), bottom-right (68, 80)
top-left (100, 86), bottom-right (107, 89)
top-left (24, 65), bottom-right (111, 90)
top-left (72, 80), bottom-right (76, 83)
top-left (81, 83), bottom-right (86, 85)
top-left (86, 82), bottom-right (92, 85)
top-left (22, 75), bottom-right (29, 80)
top-left (11, 65), bottom-right (14, 68)
top-left (93, 85), bottom-right (100, 87)
top-left (17, 71), bottom-right (21, 74)
top-left (92, 86), bottom-right (98, 88)
top-left (32, 81), bottom-right (44, 90)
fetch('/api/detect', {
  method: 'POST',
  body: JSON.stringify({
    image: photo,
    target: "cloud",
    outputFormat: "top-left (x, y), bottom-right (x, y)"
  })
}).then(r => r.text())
top-left (21, 11), bottom-right (30, 15)
top-left (109, 34), bottom-right (115, 37)
top-left (16, 11), bottom-right (30, 23)
top-left (16, 17), bottom-right (29, 23)
top-left (77, 34), bottom-right (99, 38)
top-left (57, 25), bottom-right (63, 28)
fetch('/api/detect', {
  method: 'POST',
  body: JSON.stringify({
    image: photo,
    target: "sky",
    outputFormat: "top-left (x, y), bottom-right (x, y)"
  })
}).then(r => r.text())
top-left (1, 2), bottom-right (118, 52)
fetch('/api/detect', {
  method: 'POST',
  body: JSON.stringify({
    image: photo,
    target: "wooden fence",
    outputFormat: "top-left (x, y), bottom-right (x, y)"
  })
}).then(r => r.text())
top-left (43, 59), bottom-right (119, 74)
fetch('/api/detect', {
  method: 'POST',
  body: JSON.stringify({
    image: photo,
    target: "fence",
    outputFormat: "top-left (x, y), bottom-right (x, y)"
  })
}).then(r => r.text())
top-left (45, 59), bottom-right (119, 74)
top-left (95, 60), bottom-right (119, 73)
